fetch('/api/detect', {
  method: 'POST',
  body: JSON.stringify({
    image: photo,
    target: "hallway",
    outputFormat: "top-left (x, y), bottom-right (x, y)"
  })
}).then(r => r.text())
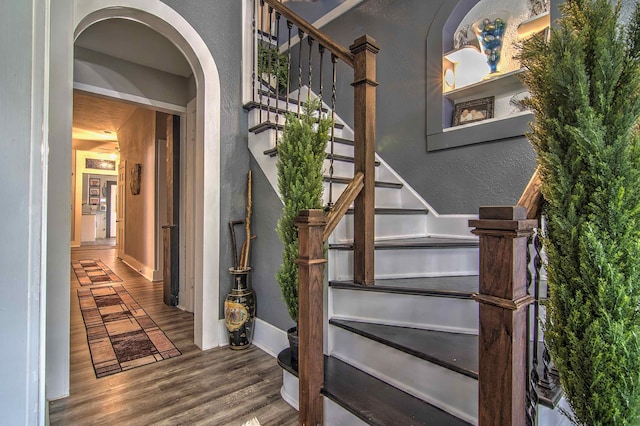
top-left (49, 246), bottom-right (297, 425)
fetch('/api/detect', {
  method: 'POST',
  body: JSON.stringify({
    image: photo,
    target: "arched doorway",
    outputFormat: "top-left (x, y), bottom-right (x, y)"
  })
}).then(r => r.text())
top-left (47, 0), bottom-right (222, 401)
top-left (74, 0), bottom-right (221, 350)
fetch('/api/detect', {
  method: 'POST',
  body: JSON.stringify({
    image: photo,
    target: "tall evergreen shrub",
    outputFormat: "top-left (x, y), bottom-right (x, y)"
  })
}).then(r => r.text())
top-left (520, 0), bottom-right (640, 423)
top-left (276, 98), bottom-right (331, 322)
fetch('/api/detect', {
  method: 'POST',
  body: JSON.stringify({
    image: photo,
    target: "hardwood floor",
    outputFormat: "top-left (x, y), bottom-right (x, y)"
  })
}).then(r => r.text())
top-left (49, 246), bottom-right (297, 426)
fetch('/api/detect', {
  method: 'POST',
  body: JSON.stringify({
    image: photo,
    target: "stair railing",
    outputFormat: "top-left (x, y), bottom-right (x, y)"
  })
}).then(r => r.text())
top-left (255, 1), bottom-right (379, 424)
top-left (471, 168), bottom-right (559, 425)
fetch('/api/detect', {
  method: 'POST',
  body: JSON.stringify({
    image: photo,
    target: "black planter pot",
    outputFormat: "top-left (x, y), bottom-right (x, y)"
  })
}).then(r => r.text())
top-left (287, 326), bottom-right (298, 368)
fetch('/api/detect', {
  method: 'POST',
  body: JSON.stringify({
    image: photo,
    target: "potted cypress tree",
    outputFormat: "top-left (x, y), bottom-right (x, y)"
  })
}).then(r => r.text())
top-left (520, 0), bottom-right (640, 423)
top-left (276, 97), bottom-right (331, 362)
top-left (258, 44), bottom-right (288, 91)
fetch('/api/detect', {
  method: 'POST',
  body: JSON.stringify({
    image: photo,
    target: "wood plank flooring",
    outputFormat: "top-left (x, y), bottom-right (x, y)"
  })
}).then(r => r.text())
top-left (49, 246), bottom-right (297, 426)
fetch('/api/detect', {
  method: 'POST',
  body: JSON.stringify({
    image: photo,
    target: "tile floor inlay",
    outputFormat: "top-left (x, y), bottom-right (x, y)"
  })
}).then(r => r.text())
top-left (72, 258), bottom-right (123, 285)
top-left (78, 285), bottom-right (181, 378)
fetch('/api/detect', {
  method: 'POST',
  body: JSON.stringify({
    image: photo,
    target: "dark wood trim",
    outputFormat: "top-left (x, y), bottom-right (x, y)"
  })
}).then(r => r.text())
top-left (517, 167), bottom-right (543, 219)
top-left (263, 0), bottom-right (354, 68)
top-left (351, 35), bottom-right (379, 286)
top-left (295, 209), bottom-right (327, 426)
top-left (469, 206), bottom-right (534, 426)
top-left (324, 172), bottom-right (363, 241)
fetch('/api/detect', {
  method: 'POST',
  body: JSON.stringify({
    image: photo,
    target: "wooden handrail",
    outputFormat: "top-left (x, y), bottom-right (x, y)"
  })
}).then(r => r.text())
top-left (263, 0), bottom-right (355, 68)
top-left (323, 172), bottom-right (364, 241)
top-left (517, 167), bottom-right (543, 219)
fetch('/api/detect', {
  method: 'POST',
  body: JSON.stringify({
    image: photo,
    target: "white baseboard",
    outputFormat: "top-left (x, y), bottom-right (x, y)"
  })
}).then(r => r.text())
top-left (217, 317), bottom-right (289, 358)
top-left (121, 255), bottom-right (160, 282)
top-left (218, 319), bottom-right (228, 347)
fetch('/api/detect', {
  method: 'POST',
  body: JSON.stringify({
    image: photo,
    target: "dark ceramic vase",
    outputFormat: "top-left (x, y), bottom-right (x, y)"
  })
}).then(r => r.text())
top-left (224, 268), bottom-right (255, 350)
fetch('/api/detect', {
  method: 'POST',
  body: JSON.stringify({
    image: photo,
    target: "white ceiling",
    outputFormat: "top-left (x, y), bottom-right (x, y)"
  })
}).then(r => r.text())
top-left (73, 18), bottom-right (190, 152)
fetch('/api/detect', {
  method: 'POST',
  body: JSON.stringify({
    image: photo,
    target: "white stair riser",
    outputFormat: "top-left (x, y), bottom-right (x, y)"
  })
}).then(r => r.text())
top-left (281, 370), bottom-right (369, 426)
top-left (323, 158), bottom-right (383, 181)
top-left (328, 246), bottom-right (479, 281)
top-left (330, 288), bottom-right (478, 334)
top-left (329, 327), bottom-right (478, 424)
top-left (329, 213), bottom-right (428, 243)
top-left (248, 108), bottom-right (353, 139)
top-left (323, 184), bottom-right (401, 208)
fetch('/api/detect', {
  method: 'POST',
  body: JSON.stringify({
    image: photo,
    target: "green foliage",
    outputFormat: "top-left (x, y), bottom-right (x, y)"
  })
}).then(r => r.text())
top-left (258, 44), bottom-right (289, 90)
top-left (520, 1), bottom-right (640, 424)
top-left (276, 98), bottom-right (331, 322)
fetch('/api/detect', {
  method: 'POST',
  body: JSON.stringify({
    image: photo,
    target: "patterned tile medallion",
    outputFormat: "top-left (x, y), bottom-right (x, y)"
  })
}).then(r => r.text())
top-left (72, 259), bottom-right (122, 286)
top-left (77, 285), bottom-right (181, 378)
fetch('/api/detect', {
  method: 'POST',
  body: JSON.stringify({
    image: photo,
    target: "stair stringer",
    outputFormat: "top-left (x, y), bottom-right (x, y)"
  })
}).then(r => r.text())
top-left (247, 87), bottom-right (478, 242)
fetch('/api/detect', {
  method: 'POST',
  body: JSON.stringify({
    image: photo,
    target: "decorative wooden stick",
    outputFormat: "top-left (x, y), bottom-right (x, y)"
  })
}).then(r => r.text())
top-left (242, 170), bottom-right (253, 270)
top-left (229, 220), bottom-right (244, 270)
top-left (239, 235), bottom-right (257, 270)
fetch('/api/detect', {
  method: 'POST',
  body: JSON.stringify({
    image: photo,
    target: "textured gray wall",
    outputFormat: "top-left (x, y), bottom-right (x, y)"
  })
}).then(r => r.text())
top-left (248, 157), bottom-right (295, 331)
top-left (316, 0), bottom-right (537, 214)
top-left (159, 0), bottom-right (249, 316)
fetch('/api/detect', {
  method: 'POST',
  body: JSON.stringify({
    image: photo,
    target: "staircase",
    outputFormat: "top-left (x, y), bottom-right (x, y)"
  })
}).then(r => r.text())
top-left (246, 1), bottom-right (564, 423)
top-left (248, 87), bottom-right (475, 424)
top-left (246, 86), bottom-right (567, 424)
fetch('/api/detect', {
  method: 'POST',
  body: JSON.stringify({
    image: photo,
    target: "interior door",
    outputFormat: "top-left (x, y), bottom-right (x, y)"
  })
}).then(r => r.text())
top-left (163, 115), bottom-right (180, 306)
top-left (117, 161), bottom-right (126, 259)
top-left (106, 181), bottom-right (117, 238)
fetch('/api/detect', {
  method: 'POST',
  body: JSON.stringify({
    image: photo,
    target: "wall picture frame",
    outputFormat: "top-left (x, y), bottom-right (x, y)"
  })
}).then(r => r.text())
top-left (89, 197), bottom-right (99, 205)
top-left (86, 158), bottom-right (116, 171)
top-left (89, 188), bottom-right (100, 197)
top-left (453, 96), bottom-right (495, 126)
top-left (89, 178), bottom-right (100, 187)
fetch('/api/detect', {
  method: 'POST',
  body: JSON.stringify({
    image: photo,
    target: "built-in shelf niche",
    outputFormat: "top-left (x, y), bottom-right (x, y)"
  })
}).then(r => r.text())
top-left (427, 1), bottom-right (550, 151)
top-left (441, 9), bottom-right (550, 130)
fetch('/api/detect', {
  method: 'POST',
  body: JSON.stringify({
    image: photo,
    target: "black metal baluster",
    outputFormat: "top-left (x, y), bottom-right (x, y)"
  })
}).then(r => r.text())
top-left (286, 20), bottom-right (292, 115)
top-left (266, 6), bottom-right (274, 123)
top-left (536, 219), bottom-right (559, 402)
top-left (327, 54), bottom-right (337, 208)
top-left (307, 36), bottom-right (314, 103)
top-left (258, 0), bottom-right (265, 123)
top-left (297, 29), bottom-right (303, 115)
top-left (274, 12), bottom-right (281, 145)
top-left (526, 229), bottom-right (539, 426)
top-left (318, 45), bottom-right (325, 117)
top-left (251, 0), bottom-right (256, 103)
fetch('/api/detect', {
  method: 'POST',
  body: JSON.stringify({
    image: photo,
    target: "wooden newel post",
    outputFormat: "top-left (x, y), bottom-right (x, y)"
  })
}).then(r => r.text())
top-left (350, 35), bottom-right (379, 285)
top-left (468, 206), bottom-right (537, 426)
top-left (295, 209), bottom-right (327, 426)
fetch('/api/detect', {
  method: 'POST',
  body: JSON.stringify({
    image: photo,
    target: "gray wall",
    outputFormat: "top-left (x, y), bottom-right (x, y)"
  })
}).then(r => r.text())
top-left (316, 0), bottom-right (537, 214)
top-left (74, 46), bottom-right (192, 107)
top-left (158, 0), bottom-right (250, 316)
top-left (248, 157), bottom-right (296, 331)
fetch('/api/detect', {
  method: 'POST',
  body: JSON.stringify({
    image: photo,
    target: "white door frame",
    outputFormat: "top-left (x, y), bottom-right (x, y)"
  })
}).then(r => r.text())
top-left (180, 98), bottom-right (198, 313)
top-left (72, 0), bottom-right (222, 351)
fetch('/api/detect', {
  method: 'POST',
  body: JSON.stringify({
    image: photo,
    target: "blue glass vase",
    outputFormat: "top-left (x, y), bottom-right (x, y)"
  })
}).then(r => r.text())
top-left (476, 17), bottom-right (507, 73)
